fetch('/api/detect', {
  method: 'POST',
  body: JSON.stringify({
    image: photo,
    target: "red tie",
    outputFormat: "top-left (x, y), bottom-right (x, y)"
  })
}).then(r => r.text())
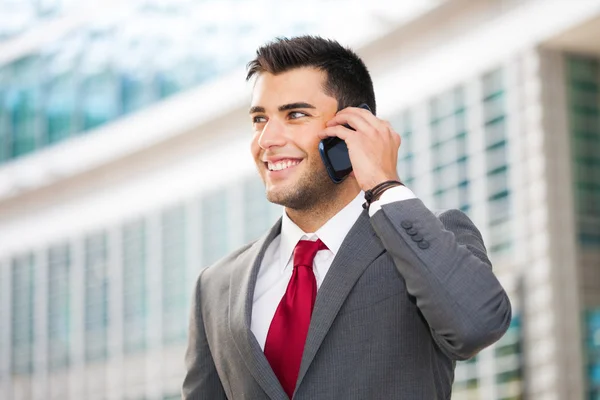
top-left (264, 239), bottom-right (328, 399)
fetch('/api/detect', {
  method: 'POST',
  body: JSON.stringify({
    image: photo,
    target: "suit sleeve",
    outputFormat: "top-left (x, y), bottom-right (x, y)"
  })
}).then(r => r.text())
top-left (369, 198), bottom-right (512, 360)
top-left (182, 269), bottom-right (228, 400)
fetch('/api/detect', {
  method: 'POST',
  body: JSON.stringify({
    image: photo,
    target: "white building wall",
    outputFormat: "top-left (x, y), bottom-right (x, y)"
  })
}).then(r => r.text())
top-left (2, 0), bottom-right (600, 399)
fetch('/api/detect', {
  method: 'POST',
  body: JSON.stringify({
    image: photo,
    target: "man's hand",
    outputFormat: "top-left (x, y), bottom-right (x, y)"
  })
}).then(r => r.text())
top-left (318, 106), bottom-right (401, 191)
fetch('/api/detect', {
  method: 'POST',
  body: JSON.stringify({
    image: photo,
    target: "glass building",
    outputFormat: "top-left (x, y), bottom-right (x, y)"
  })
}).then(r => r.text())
top-left (1, 0), bottom-right (600, 399)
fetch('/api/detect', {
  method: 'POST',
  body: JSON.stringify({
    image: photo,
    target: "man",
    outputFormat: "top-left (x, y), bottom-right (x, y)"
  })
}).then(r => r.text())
top-left (183, 36), bottom-right (511, 399)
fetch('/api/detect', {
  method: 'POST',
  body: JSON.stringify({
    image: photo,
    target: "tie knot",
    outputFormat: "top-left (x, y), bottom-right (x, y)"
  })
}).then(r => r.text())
top-left (293, 239), bottom-right (328, 269)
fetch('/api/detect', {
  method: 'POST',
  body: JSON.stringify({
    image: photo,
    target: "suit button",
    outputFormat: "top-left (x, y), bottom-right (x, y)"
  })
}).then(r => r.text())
top-left (401, 220), bottom-right (412, 229)
top-left (412, 233), bottom-right (424, 242)
top-left (418, 241), bottom-right (430, 249)
top-left (406, 227), bottom-right (418, 235)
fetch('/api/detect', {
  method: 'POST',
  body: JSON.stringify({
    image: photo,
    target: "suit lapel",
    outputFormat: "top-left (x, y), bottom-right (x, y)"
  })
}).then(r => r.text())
top-left (228, 218), bottom-right (288, 400)
top-left (295, 210), bottom-right (385, 389)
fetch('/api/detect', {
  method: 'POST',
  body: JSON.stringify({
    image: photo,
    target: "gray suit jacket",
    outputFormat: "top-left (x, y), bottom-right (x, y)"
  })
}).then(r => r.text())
top-left (183, 198), bottom-right (512, 399)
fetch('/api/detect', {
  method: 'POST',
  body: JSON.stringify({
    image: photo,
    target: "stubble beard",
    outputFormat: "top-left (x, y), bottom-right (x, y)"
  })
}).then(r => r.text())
top-left (265, 158), bottom-right (340, 211)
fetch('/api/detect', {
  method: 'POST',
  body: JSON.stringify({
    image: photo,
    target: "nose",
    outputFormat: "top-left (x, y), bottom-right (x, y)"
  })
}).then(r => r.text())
top-left (257, 119), bottom-right (286, 150)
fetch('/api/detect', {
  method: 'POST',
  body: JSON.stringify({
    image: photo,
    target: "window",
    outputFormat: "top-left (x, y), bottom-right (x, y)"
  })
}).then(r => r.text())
top-left (7, 56), bottom-right (42, 158)
top-left (0, 3), bottom-right (337, 165)
top-left (453, 354), bottom-right (479, 395)
top-left (81, 69), bottom-right (118, 131)
top-left (201, 190), bottom-right (229, 266)
top-left (483, 68), bottom-right (512, 256)
top-left (45, 70), bottom-right (76, 144)
top-left (494, 314), bottom-right (523, 398)
top-left (48, 243), bottom-right (71, 370)
top-left (430, 86), bottom-right (470, 211)
top-left (155, 59), bottom-right (197, 100)
top-left (567, 55), bottom-right (600, 247)
top-left (586, 308), bottom-right (600, 399)
top-left (162, 205), bottom-right (188, 344)
top-left (393, 110), bottom-right (414, 186)
top-left (123, 218), bottom-right (147, 353)
top-left (11, 253), bottom-right (35, 375)
top-left (84, 232), bottom-right (109, 362)
top-left (120, 72), bottom-right (155, 115)
top-left (243, 177), bottom-right (281, 242)
top-left (0, 66), bottom-right (10, 161)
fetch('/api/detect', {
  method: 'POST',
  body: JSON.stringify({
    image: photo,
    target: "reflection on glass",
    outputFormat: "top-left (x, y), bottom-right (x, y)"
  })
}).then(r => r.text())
top-left (567, 55), bottom-right (600, 247)
top-left (0, 66), bottom-right (10, 161)
top-left (9, 56), bottom-right (41, 157)
top-left (201, 190), bottom-right (229, 266)
top-left (430, 86), bottom-right (470, 212)
top-left (48, 243), bottom-right (71, 371)
top-left (123, 218), bottom-right (147, 354)
top-left (162, 204), bottom-right (188, 345)
top-left (85, 232), bottom-right (109, 362)
top-left (46, 72), bottom-right (76, 144)
top-left (82, 70), bottom-right (118, 131)
top-left (0, 0), bottom-right (331, 165)
top-left (11, 253), bottom-right (35, 375)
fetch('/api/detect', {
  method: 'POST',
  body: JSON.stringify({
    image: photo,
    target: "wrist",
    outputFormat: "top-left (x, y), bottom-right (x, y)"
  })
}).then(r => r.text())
top-left (362, 180), bottom-right (404, 210)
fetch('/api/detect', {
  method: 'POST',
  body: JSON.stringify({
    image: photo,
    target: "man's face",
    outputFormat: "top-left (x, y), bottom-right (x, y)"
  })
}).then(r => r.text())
top-left (250, 67), bottom-right (339, 210)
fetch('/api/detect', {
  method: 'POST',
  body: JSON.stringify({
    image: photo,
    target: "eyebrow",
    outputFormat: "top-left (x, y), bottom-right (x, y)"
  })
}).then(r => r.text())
top-left (249, 102), bottom-right (316, 114)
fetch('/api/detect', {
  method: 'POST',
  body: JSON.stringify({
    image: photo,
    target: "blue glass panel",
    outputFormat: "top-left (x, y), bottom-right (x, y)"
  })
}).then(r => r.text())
top-left (11, 254), bottom-right (35, 375)
top-left (85, 232), bottom-right (109, 362)
top-left (45, 71), bottom-right (76, 144)
top-left (0, 66), bottom-right (10, 162)
top-left (123, 218), bottom-right (147, 353)
top-left (81, 70), bottom-right (118, 131)
top-left (120, 73), bottom-right (154, 115)
top-left (202, 190), bottom-right (229, 266)
top-left (162, 205), bottom-right (188, 344)
top-left (8, 56), bottom-right (41, 157)
top-left (48, 244), bottom-right (71, 370)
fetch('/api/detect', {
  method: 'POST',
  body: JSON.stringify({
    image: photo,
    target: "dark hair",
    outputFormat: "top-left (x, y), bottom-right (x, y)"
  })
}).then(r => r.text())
top-left (246, 35), bottom-right (376, 115)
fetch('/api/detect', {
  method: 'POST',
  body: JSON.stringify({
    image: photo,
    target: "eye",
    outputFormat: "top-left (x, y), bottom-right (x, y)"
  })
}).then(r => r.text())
top-left (289, 111), bottom-right (307, 119)
top-left (252, 115), bottom-right (267, 123)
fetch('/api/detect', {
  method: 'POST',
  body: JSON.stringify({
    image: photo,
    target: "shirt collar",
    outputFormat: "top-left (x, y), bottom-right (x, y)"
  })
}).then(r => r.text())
top-left (279, 191), bottom-right (365, 273)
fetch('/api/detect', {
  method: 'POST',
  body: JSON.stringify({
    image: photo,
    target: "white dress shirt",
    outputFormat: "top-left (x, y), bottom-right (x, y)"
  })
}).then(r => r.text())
top-left (250, 185), bottom-right (416, 350)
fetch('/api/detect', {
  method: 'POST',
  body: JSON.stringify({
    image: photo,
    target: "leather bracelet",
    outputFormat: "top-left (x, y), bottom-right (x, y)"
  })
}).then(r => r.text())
top-left (362, 180), bottom-right (404, 210)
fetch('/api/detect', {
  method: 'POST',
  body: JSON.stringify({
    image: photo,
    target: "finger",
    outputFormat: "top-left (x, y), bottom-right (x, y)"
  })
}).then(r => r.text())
top-left (336, 106), bottom-right (382, 127)
top-left (336, 106), bottom-right (374, 119)
top-left (326, 113), bottom-right (376, 135)
top-left (393, 132), bottom-right (401, 148)
top-left (317, 125), bottom-right (353, 141)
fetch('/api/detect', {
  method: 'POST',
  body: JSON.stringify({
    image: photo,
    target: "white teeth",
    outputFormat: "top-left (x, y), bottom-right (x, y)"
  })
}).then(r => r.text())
top-left (268, 159), bottom-right (300, 171)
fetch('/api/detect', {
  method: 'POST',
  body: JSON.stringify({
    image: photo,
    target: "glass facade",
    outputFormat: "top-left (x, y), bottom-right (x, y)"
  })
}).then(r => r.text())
top-left (0, 0), bottom-right (335, 165)
top-left (201, 190), bottom-right (230, 266)
top-left (161, 204), bottom-right (188, 345)
top-left (84, 231), bottom-right (109, 362)
top-left (10, 253), bottom-right (35, 375)
top-left (483, 68), bottom-right (512, 256)
top-left (1, 56), bottom-right (43, 160)
top-left (242, 177), bottom-right (281, 243)
top-left (393, 110), bottom-right (415, 187)
top-left (430, 86), bottom-right (470, 212)
top-left (567, 55), bottom-right (600, 247)
top-left (123, 218), bottom-right (147, 354)
top-left (47, 243), bottom-right (71, 371)
top-left (587, 308), bottom-right (600, 399)
top-left (494, 315), bottom-right (523, 399)
top-left (452, 314), bottom-right (523, 400)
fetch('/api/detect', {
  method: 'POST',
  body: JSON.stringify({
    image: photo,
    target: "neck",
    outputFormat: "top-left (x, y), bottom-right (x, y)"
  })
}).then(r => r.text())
top-left (285, 181), bottom-right (361, 233)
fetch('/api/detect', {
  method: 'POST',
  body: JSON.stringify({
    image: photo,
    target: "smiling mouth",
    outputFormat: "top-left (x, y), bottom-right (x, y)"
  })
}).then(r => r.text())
top-left (265, 159), bottom-right (303, 172)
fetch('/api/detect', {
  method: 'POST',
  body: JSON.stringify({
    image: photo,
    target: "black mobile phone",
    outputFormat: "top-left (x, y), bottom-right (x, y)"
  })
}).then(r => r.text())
top-left (319, 103), bottom-right (371, 183)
